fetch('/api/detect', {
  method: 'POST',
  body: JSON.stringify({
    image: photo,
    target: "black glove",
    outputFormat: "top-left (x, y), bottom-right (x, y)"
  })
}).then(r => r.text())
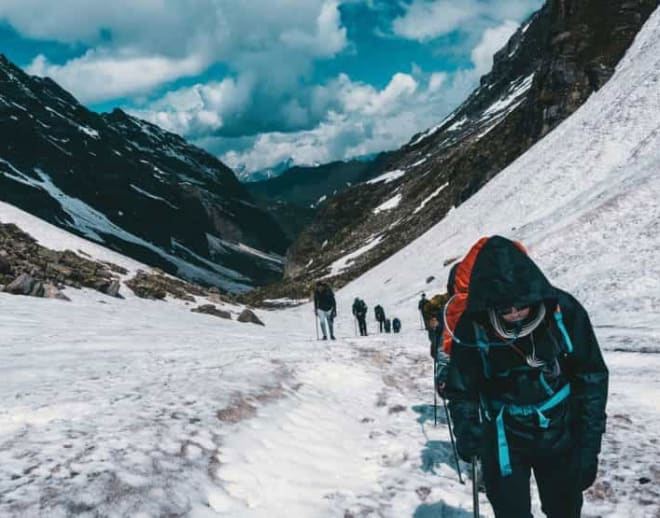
top-left (331, 310), bottom-right (337, 319)
top-left (579, 454), bottom-right (599, 491)
top-left (455, 426), bottom-right (483, 463)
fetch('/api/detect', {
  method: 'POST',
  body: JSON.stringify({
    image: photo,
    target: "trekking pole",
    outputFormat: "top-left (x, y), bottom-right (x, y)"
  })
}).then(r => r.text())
top-left (442, 396), bottom-right (464, 485)
top-left (433, 360), bottom-right (438, 426)
top-left (472, 456), bottom-right (480, 517)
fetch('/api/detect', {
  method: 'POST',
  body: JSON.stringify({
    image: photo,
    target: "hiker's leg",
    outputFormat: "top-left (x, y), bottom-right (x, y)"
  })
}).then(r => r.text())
top-left (482, 444), bottom-right (533, 518)
top-left (327, 316), bottom-right (335, 338)
top-left (318, 311), bottom-right (328, 338)
top-left (534, 450), bottom-right (582, 518)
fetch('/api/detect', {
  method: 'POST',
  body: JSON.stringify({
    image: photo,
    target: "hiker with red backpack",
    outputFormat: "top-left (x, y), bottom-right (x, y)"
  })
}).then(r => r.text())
top-left (443, 236), bottom-right (608, 518)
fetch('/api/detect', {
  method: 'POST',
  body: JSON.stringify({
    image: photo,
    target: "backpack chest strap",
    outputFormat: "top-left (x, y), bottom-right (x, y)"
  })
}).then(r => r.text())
top-left (487, 383), bottom-right (571, 477)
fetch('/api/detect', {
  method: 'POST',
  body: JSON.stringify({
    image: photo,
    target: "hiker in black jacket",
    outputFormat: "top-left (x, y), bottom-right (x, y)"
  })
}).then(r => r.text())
top-left (444, 236), bottom-right (608, 518)
top-left (352, 298), bottom-right (368, 336)
top-left (374, 304), bottom-right (386, 333)
top-left (313, 281), bottom-right (336, 340)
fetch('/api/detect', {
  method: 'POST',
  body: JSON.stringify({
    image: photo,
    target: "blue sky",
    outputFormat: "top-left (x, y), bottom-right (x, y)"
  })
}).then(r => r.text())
top-left (1, 0), bottom-right (543, 176)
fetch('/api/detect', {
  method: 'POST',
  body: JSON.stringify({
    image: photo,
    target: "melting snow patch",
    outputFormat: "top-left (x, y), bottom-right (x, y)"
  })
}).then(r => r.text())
top-left (373, 194), bottom-right (402, 214)
top-left (413, 182), bottom-right (448, 214)
top-left (325, 235), bottom-right (384, 277)
top-left (482, 73), bottom-right (534, 117)
top-left (129, 184), bottom-right (179, 210)
top-left (366, 169), bottom-right (406, 185)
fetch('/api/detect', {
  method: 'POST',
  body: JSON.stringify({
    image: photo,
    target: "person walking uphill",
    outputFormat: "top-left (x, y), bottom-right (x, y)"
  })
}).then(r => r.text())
top-left (314, 281), bottom-right (337, 340)
top-left (374, 304), bottom-right (386, 333)
top-left (443, 236), bottom-right (608, 518)
top-left (352, 298), bottom-right (368, 336)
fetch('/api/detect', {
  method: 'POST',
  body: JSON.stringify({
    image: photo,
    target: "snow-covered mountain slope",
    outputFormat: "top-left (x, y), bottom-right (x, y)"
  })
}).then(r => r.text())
top-left (280, 0), bottom-right (657, 295)
top-left (2, 6), bottom-right (660, 518)
top-left (0, 55), bottom-right (288, 292)
top-left (336, 4), bottom-right (660, 354)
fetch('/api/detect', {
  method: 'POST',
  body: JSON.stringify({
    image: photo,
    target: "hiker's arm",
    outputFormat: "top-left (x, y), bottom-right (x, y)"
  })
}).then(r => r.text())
top-left (564, 295), bottom-right (609, 488)
top-left (446, 345), bottom-right (483, 461)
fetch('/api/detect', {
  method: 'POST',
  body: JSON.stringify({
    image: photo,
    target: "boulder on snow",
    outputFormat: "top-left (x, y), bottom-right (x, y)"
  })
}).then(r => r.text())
top-left (191, 304), bottom-right (231, 320)
top-left (5, 273), bottom-right (36, 295)
top-left (44, 283), bottom-right (71, 301)
top-left (237, 308), bottom-right (264, 326)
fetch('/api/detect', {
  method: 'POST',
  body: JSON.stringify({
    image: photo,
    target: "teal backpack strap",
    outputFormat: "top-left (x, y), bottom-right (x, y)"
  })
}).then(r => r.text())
top-left (495, 407), bottom-right (512, 476)
top-left (490, 383), bottom-right (571, 477)
top-left (473, 324), bottom-right (492, 379)
top-left (553, 305), bottom-right (574, 353)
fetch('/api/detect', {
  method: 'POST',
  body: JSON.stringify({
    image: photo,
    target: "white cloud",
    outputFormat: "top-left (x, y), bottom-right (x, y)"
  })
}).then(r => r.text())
top-left (392, 1), bottom-right (479, 42)
top-left (471, 20), bottom-right (520, 76)
top-left (26, 51), bottom-right (206, 103)
top-left (10, 0), bottom-right (348, 103)
top-left (390, 0), bottom-right (541, 43)
top-left (213, 69), bottom-right (476, 173)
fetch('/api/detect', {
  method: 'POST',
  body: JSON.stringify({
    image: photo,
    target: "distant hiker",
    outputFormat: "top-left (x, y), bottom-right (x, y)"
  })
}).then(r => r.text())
top-left (443, 236), bottom-right (608, 518)
top-left (421, 292), bottom-right (450, 332)
top-left (374, 304), bottom-right (386, 333)
top-left (428, 313), bottom-right (450, 392)
top-left (352, 297), bottom-right (368, 336)
top-left (384, 318), bottom-right (391, 333)
top-left (313, 281), bottom-right (337, 340)
top-left (392, 317), bottom-right (401, 333)
top-left (418, 293), bottom-right (427, 329)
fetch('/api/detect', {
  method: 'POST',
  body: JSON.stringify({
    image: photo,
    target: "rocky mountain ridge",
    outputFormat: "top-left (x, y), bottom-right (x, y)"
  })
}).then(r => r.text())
top-left (0, 55), bottom-right (289, 293)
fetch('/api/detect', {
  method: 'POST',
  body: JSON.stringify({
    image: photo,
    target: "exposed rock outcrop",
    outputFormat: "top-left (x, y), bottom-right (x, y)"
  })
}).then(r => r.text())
top-left (191, 304), bottom-right (232, 320)
top-left (0, 222), bottom-right (123, 300)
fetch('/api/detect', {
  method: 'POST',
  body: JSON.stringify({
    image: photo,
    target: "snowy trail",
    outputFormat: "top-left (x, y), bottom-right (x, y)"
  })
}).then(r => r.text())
top-left (205, 332), bottom-right (483, 518)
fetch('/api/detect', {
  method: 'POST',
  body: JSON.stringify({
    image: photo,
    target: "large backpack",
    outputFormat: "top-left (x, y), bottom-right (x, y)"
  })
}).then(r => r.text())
top-left (421, 293), bottom-right (450, 328)
top-left (384, 318), bottom-right (391, 333)
top-left (392, 318), bottom-right (401, 333)
top-left (441, 238), bottom-right (529, 354)
top-left (374, 305), bottom-right (385, 321)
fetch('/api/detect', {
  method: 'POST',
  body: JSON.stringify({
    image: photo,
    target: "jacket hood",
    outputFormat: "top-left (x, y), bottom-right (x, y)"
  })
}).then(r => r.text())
top-left (465, 236), bottom-right (558, 313)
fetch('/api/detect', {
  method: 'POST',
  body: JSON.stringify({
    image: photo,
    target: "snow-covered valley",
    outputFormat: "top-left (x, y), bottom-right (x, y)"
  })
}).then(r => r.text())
top-left (2, 5), bottom-right (660, 518)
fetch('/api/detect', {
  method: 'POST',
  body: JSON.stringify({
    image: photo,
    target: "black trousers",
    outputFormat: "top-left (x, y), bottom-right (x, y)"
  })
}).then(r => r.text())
top-left (378, 319), bottom-right (384, 332)
top-left (357, 316), bottom-right (367, 336)
top-left (481, 443), bottom-right (583, 518)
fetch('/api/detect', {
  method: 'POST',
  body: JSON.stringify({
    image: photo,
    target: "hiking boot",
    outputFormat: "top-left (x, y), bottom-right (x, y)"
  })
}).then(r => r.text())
top-left (330, 335), bottom-right (336, 340)
top-left (322, 336), bottom-right (328, 340)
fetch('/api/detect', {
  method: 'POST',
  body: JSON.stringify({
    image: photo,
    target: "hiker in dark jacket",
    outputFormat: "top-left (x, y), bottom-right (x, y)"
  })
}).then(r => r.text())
top-left (374, 304), bottom-right (386, 333)
top-left (352, 297), bottom-right (368, 336)
top-left (444, 236), bottom-right (608, 518)
top-left (313, 281), bottom-right (337, 340)
top-left (418, 293), bottom-right (427, 328)
top-left (428, 312), bottom-right (450, 394)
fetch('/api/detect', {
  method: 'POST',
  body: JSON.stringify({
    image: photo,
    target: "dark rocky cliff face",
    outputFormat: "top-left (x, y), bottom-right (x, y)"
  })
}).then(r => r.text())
top-left (264, 0), bottom-right (657, 300)
top-left (0, 56), bottom-right (289, 292)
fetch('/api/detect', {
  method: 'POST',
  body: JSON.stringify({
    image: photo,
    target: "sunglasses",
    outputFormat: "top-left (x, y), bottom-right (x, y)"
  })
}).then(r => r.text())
top-left (495, 304), bottom-right (530, 316)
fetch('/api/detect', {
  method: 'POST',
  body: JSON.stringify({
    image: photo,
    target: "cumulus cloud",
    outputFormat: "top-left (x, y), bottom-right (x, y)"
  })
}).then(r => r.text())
top-left (202, 69), bottom-right (477, 173)
top-left (392, 1), bottom-right (479, 42)
top-left (8, 0), bottom-right (348, 103)
top-left (471, 20), bottom-right (520, 76)
top-left (6, 0), bottom-right (542, 174)
top-left (26, 51), bottom-right (206, 103)
top-left (391, 0), bottom-right (538, 42)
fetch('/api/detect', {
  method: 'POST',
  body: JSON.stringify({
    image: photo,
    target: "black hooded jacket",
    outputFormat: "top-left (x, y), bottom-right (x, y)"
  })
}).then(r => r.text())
top-left (445, 236), bottom-right (608, 462)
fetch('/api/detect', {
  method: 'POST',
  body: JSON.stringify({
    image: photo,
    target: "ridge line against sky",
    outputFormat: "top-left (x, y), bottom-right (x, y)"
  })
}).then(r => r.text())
top-left (1, 0), bottom-right (543, 176)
